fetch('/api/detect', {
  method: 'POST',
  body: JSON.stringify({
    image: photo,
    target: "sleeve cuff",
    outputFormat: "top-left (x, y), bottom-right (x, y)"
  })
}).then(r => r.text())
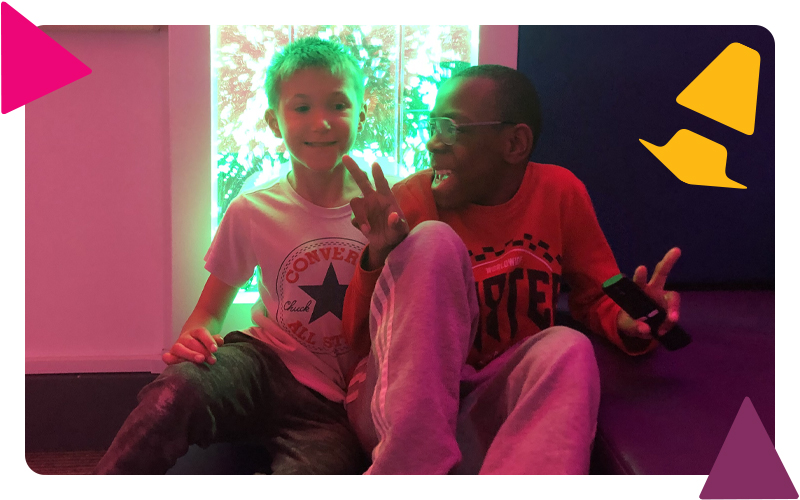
top-left (350, 245), bottom-right (383, 299)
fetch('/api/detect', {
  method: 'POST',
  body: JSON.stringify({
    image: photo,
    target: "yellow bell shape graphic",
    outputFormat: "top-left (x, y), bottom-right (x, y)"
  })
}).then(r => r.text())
top-left (640, 130), bottom-right (746, 189)
top-left (676, 43), bottom-right (760, 135)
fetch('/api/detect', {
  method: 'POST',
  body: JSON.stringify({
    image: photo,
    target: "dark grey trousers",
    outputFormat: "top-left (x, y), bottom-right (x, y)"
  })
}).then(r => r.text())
top-left (94, 332), bottom-right (367, 474)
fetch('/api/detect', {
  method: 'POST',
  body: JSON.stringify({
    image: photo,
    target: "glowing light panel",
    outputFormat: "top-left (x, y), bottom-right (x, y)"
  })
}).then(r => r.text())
top-left (211, 25), bottom-right (478, 302)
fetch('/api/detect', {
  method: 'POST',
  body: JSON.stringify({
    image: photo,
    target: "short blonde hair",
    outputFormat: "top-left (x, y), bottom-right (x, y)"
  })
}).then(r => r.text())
top-left (265, 37), bottom-right (365, 110)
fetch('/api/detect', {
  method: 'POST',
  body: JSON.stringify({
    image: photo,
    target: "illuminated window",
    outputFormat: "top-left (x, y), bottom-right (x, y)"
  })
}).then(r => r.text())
top-left (212, 25), bottom-right (479, 302)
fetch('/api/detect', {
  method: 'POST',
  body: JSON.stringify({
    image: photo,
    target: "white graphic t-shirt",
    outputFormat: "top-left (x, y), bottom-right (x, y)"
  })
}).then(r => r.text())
top-left (205, 174), bottom-right (368, 403)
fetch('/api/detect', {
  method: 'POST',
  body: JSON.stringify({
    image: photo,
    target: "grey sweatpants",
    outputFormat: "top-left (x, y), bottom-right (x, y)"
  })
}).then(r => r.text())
top-left (94, 332), bottom-right (367, 474)
top-left (345, 221), bottom-right (601, 474)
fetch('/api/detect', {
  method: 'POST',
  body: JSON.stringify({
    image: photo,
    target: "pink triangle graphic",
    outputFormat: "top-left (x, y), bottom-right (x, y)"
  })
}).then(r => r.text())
top-left (1, 2), bottom-right (91, 114)
top-left (701, 397), bottom-right (798, 499)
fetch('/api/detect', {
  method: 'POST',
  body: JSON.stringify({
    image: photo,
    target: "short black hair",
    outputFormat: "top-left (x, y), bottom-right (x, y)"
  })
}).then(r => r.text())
top-left (265, 37), bottom-right (365, 110)
top-left (453, 64), bottom-right (542, 150)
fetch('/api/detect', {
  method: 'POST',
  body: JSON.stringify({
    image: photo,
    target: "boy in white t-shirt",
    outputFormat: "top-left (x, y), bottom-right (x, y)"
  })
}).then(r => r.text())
top-left (95, 37), bottom-right (373, 474)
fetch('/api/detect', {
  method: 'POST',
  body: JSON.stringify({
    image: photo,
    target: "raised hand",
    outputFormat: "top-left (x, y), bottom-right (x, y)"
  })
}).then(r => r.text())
top-left (162, 327), bottom-right (225, 365)
top-left (343, 155), bottom-right (410, 270)
top-left (617, 247), bottom-right (682, 340)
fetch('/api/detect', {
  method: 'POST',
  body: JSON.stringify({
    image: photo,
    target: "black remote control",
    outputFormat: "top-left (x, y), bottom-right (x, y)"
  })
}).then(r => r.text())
top-left (602, 273), bottom-right (692, 351)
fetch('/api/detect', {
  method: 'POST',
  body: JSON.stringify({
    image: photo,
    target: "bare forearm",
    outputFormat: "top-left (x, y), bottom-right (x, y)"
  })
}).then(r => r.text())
top-left (179, 273), bottom-right (238, 337)
top-left (163, 273), bottom-right (238, 366)
top-left (181, 307), bottom-right (226, 337)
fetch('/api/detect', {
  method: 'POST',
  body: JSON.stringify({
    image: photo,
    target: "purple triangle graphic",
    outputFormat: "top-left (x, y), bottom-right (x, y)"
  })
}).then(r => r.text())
top-left (701, 397), bottom-right (798, 499)
top-left (1, 2), bottom-right (92, 114)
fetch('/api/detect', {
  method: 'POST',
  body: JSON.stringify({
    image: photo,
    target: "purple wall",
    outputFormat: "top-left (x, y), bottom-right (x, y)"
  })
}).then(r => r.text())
top-left (517, 26), bottom-right (775, 289)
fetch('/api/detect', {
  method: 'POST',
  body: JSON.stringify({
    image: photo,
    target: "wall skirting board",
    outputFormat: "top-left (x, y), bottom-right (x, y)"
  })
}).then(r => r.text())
top-left (26, 372), bottom-right (159, 452)
top-left (26, 355), bottom-right (165, 375)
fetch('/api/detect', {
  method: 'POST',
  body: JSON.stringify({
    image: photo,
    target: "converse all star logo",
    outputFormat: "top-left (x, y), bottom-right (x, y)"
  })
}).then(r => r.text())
top-left (275, 237), bottom-right (365, 355)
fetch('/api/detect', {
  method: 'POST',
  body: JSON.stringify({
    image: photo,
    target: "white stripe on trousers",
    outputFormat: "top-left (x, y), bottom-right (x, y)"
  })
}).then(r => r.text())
top-left (369, 269), bottom-right (396, 462)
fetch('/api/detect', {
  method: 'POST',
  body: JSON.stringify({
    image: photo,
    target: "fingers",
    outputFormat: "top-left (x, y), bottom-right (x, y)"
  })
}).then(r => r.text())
top-left (162, 352), bottom-right (181, 365)
top-left (649, 247), bottom-right (681, 290)
top-left (664, 290), bottom-right (681, 323)
top-left (616, 310), bottom-right (651, 339)
top-left (350, 213), bottom-right (359, 230)
top-left (169, 342), bottom-right (208, 364)
top-left (350, 197), bottom-right (371, 235)
top-left (170, 329), bottom-right (218, 365)
top-left (388, 212), bottom-right (401, 228)
top-left (369, 162), bottom-right (407, 233)
top-left (617, 286), bottom-right (682, 343)
top-left (212, 334), bottom-right (225, 347)
top-left (654, 290), bottom-right (681, 337)
top-left (371, 162), bottom-right (392, 195)
top-left (388, 211), bottom-right (410, 236)
top-left (343, 154), bottom-right (375, 195)
top-left (194, 328), bottom-right (219, 355)
top-left (632, 265), bottom-right (648, 288)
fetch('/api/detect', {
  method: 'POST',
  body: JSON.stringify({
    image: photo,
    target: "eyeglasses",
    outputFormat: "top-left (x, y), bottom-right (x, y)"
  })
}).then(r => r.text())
top-left (423, 117), bottom-right (517, 146)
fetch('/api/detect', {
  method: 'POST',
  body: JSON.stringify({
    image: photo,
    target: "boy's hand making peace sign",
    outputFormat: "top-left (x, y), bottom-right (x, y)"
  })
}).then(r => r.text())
top-left (343, 155), bottom-right (410, 270)
top-left (616, 247), bottom-right (683, 341)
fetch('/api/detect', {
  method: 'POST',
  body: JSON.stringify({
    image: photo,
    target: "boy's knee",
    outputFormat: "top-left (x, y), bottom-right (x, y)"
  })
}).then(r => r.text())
top-left (554, 327), bottom-right (597, 364)
top-left (140, 362), bottom-right (207, 409)
top-left (548, 326), bottom-right (594, 356)
top-left (408, 220), bottom-right (462, 249)
top-left (520, 327), bottom-right (598, 372)
top-left (390, 220), bottom-right (469, 268)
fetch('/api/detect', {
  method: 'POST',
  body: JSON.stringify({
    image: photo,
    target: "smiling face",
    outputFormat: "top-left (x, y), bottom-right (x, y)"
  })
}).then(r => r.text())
top-left (267, 68), bottom-right (365, 173)
top-left (427, 76), bottom-right (511, 209)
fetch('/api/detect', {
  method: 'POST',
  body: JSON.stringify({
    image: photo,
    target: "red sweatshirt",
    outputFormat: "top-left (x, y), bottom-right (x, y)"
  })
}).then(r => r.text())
top-left (342, 162), bottom-right (656, 368)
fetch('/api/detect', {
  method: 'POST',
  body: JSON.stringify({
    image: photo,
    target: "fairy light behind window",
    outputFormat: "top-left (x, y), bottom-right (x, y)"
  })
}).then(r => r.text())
top-left (212, 25), bottom-right (479, 302)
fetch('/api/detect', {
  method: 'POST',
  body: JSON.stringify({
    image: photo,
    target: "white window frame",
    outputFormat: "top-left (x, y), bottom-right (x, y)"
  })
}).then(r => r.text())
top-left (170, 26), bottom-right (519, 342)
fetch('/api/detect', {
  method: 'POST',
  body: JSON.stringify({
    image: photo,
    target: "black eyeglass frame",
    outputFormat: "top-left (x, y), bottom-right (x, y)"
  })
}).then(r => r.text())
top-left (423, 117), bottom-right (518, 145)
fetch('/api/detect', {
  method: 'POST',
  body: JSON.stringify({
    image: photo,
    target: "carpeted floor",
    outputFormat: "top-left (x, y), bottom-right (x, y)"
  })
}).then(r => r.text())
top-left (26, 450), bottom-right (106, 475)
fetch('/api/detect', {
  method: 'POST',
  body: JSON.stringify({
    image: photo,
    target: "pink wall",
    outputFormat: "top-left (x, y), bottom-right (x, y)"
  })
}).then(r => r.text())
top-left (26, 27), bottom-right (172, 373)
top-left (479, 25), bottom-right (519, 68)
top-left (24, 25), bottom-right (262, 374)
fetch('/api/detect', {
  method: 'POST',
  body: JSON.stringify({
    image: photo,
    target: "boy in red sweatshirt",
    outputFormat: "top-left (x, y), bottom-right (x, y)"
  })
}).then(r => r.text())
top-left (340, 64), bottom-right (682, 474)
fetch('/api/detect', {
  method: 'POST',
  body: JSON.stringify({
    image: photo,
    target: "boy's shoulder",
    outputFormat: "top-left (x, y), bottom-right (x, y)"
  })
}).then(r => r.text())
top-left (390, 164), bottom-right (583, 188)
top-left (229, 175), bottom-right (287, 206)
top-left (390, 169), bottom-right (438, 225)
top-left (526, 162), bottom-right (589, 198)
top-left (392, 169), bottom-right (434, 194)
top-left (529, 162), bottom-right (583, 185)
top-left (219, 176), bottom-right (295, 224)
top-left (387, 163), bottom-right (585, 197)
top-left (381, 172), bottom-right (405, 189)
top-left (391, 169), bottom-right (436, 206)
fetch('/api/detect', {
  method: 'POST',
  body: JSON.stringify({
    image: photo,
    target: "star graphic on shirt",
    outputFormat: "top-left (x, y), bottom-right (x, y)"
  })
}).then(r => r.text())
top-left (298, 263), bottom-right (349, 323)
